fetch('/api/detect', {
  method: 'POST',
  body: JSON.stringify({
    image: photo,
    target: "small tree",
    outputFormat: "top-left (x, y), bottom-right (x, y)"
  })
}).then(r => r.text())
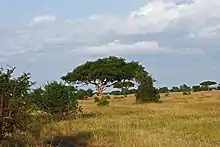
top-left (200, 80), bottom-right (217, 91)
top-left (31, 81), bottom-right (82, 117)
top-left (0, 66), bottom-right (35, 141)
top-left (113, 81), bottom-right (134, 97)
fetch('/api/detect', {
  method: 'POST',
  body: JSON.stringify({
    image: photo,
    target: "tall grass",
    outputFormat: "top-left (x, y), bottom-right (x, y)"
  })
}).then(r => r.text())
top-left (32, 91), bottom-right (220, 146)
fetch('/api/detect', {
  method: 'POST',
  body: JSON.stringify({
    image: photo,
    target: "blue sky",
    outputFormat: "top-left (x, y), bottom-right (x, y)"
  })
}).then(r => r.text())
top-left (0, 0), bottom-right (219, 89)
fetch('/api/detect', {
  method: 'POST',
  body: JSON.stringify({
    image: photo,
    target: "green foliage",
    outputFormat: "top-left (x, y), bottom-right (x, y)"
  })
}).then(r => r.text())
top-left (61, 56), bottom-right (140, 95)
top-left (170, 86), bottom-right (180, 92)
top-left (30, 81), bottom-right (82, 117)
top-left (158, 87), bottom-right (169, 93)
top-left (76, 89), bottom-right (88, 100)
top-left (94, 96), bottom-right (109, 107)
top-left (180, 84), bottom-right (191, 94)
top-left (192, 85), bottom-right (201, 92)
top-left (0, 66), bottom-right (35, 141)
top-left (113, 81), bottom-right (134, 97)
top-left (200, 80), bottom-right (217, 91)
top-left (217, 84), bottom-right (220, 90)
top-left (200, 80), bottom-right (217, 87)
top-left (135, 66), bottom-right (160, 103)
top-left (86, 88), bottom-right (94, 97)
top-left (75, 88), bottom-right (94, 100)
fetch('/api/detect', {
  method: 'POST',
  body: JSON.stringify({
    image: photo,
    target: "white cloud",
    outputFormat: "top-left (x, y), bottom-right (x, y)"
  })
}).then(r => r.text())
top-left (73, 40), bottom-right (165, 56)
top-left (28, 14), bottom-right (56, 26)
top-left (0, 0), bottom-right (220, 59)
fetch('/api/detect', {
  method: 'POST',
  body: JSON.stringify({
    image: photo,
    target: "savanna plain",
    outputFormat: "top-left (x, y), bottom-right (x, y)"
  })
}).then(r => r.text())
top-left (40, 91), bottom-right (220, 147)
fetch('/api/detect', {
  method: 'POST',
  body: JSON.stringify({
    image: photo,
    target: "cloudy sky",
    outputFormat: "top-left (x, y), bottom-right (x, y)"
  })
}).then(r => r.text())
top-left (0, 0), bottom-right (219, 88)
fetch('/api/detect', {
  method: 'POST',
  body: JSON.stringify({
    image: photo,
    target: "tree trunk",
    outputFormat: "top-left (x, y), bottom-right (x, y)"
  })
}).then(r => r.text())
top-left (97, 86), bottom-right (104, 96)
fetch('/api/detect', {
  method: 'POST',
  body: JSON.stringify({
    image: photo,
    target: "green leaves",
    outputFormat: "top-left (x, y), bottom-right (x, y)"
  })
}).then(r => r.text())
top-left (61, 56), bottom-right (142, 95)
top-left (0, 66), bottom-right (35, 140)
top-left (30, 81), bottom-right (82, 117)
top-left (200, 80), bottom-right (217, 87)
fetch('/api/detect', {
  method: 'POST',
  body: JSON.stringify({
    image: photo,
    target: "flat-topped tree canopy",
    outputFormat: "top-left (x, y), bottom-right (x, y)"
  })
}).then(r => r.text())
top-left (61, 56), bottom-right (143, 95)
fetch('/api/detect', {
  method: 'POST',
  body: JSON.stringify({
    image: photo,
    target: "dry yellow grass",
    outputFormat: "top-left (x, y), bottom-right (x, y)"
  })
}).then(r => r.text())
top-left (40, 91), bottom-right (220, 147)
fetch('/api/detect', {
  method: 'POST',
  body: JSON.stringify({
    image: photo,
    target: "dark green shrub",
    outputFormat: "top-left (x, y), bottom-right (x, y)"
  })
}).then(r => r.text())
top-left (159, 87), bottom-right (169, 93)
top-left (86, 88), bottom-right (94, 97)
top-left (0, 66), bottom-right (35, 141)
top-left (192, 85), bottom-right (201, 92)
top-left (135, 68), bottom-right (160, 103)
top-left (30, 81), bottom-right (82, 117)
top-left (76, 89), bottom-right (88, 100)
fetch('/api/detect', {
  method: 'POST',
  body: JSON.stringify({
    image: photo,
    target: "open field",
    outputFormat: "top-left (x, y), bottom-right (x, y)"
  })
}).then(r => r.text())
top-left (40, 91), bottom-right (220, 147)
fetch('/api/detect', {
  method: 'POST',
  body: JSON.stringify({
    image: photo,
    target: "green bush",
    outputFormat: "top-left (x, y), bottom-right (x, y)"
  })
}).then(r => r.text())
top-left (135, 68), bottom-right (160, 103)
top-left (86, 88), bottom-right (94, 97)
top-left (0, 67), bottom-right (35, 141)
top-left (76, 89), bottom-right (88, 100)
top-left (30, 81), bottom-right (82, 117)
top-left (94, 96), bottom-right (109, 107)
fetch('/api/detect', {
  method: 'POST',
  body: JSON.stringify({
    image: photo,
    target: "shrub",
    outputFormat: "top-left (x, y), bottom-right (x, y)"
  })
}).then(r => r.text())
top-left (86, 88), bottom-right (94, 97)
top-left (30, 81), bottom-right (82, 117)
top-left (76, 89), bottom-right (88, 100)
top-left (136, 84), bottom-right (160, 103)
top-left (0, 67), bottom-right (35, 141)
top-left (94, 96), bottom-right (109, 107)
top-left (135, 69), bottom-right (160, 103)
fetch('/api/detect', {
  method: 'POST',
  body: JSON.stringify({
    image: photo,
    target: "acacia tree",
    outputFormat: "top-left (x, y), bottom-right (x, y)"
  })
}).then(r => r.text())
top-left (61, 56), bottom-right (139, 96)
top-left (200, 80), bottom-right (217, 91)
top-left (113, 81), bottom-right (134, 97)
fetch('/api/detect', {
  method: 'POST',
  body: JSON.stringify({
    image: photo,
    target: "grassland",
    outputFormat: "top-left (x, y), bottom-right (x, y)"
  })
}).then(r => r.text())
top-left (39, 91), bottom-right (220, 147)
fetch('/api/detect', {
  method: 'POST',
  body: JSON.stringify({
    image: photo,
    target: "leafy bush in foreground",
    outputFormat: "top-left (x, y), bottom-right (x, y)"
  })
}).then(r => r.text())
top-left (30, 81), bottom-right (82, 117)
top-left (0, 67), bottom-right (35, 141)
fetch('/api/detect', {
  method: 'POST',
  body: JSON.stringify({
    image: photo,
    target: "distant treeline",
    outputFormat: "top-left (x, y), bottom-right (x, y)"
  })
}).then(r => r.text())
top-left (76, 81), bottom-right (220, 99)
top-left (158, 81), bottom-right (220, 93)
